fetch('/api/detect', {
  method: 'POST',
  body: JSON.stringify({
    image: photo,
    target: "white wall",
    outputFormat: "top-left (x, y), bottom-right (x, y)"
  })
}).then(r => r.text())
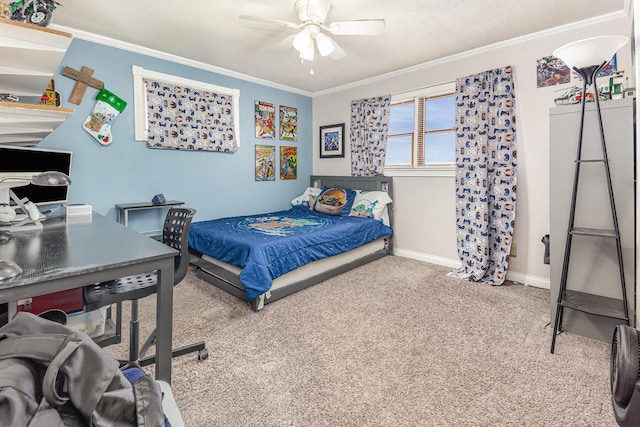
top-left (312, 14), bottom-right (633, 288)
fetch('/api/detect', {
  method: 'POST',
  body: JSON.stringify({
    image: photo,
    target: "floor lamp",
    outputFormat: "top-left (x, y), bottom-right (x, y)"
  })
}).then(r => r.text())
top-left (550, 35), bottom-right (629, 354)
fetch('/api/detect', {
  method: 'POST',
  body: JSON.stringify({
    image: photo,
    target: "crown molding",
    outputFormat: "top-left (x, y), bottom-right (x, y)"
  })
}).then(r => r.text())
top-left (313, 0), bottom-right (632, 97)
top-left (48, 24), bottom-right (314, 98)
top-left (50, 0), bottom-right (630, 99)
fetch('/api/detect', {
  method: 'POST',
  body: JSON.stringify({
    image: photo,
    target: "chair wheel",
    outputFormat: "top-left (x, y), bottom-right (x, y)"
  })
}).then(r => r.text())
top-left (197, 349), bottom-right (209, 361)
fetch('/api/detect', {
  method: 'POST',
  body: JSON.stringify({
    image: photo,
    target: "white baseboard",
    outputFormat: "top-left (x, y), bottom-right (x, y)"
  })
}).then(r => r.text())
top-left (393, 249), bottom-right (461, 269)
top-left (393, 248), bottom-right (550, 290)
top-left (505, 271), bottom-right (550, 289)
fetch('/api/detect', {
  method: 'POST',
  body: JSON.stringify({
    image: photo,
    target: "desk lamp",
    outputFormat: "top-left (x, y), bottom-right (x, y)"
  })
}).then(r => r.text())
top-left (0, 171), bottom-right (69, 280)
top-left (0, 171), bottom-right (72, 232)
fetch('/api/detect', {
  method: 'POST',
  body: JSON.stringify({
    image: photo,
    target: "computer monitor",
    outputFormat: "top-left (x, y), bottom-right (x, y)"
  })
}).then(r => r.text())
top-left (0, 146), bottom-right (72, 206)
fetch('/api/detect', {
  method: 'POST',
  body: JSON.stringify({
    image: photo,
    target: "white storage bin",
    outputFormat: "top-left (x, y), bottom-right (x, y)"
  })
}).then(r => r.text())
top-left (67, 307), bottom-right (107, 338)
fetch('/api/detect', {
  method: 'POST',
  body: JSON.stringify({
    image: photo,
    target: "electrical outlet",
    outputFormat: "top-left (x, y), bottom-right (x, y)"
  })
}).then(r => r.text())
top-left (509, 244), bottom-right (517, 257)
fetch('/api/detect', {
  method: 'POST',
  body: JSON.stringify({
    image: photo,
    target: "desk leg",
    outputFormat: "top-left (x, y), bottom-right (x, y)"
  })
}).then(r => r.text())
top-left (156, 258), bottom-right (174, 383)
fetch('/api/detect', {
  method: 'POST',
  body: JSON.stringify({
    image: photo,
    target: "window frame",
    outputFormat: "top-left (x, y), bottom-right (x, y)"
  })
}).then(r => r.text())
top-left (385, 81), bottom-right (456, 177)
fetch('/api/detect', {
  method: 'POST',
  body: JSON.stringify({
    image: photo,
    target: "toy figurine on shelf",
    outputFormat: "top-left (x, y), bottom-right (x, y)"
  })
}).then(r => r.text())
top-left (609, 70), bottom-right (625, 100)
top-left (9, 0), bottom-right (60, 27)
top-left (553, 86), bottom-right (596, 106)
top-left (0, 93), bottom-right (19, 102)
top-left (0, 2), bottom-right (11, 19)
top-left (553, 85), bottom-right (611, 106)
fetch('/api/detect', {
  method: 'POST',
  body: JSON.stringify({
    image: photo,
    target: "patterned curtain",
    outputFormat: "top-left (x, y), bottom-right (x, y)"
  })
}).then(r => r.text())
top-left (350, 95), bottom-right (391, 176)
top-left (452, 66), bottom-right (517, 285)
top-left (145, 78), bottom-right (238, 152)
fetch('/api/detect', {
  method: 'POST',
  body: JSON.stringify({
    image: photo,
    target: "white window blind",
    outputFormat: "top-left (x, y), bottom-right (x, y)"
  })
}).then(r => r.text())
top-left (386, 81), bottom-right (455, 175)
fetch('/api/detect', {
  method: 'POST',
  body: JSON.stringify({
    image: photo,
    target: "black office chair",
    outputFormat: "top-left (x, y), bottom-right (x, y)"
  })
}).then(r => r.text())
top-left (83, 207), bottom-right (208, 367)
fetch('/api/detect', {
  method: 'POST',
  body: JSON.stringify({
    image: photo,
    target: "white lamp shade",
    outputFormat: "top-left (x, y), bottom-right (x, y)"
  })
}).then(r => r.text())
top-left (316, 33), bottom-right (334, 56)
top-left (300, 43), bottom-right (314, 61)
top-left (293, 30), bottom-right (312, 52)
top-left (553, 35), bottom-right (628, 69)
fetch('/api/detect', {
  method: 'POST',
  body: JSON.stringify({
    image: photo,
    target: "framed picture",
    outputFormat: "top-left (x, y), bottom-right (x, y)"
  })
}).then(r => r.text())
top-left (280, 146), bottom-right (297, 180)
top-left (255, 144), bottom-right (275, 181)
top-left (319, 123), bottom-right (345, 158)
top-left (279, 105), bottom-right (298, 141)
top-left (255, 101), bottom-right (275, 139)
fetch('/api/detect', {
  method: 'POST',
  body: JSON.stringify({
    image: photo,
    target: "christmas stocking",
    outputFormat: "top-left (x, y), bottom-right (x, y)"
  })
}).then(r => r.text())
top-left (83, 88), bottom-right (127, 145)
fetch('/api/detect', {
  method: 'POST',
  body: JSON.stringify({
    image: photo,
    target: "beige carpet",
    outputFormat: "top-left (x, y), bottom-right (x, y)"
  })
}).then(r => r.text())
top-left (107, 256), bottom-right (616, 426)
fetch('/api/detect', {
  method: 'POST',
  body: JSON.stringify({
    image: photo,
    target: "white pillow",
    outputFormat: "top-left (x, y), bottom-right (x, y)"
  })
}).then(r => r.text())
top-left (291, 187), bottom-right (322, 209)
top-left (378, 207), bottom-right (391, 227)
top-left (349, 190), bottom-right (393, 225)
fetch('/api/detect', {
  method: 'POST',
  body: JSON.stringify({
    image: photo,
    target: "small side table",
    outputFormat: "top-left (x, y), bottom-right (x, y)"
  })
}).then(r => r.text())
top-left (115, 200), bottom-right (184, 236)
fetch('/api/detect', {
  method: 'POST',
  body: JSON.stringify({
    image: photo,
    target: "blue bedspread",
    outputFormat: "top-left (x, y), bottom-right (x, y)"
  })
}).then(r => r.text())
top-left (188, 206), bottom-right (393, 300)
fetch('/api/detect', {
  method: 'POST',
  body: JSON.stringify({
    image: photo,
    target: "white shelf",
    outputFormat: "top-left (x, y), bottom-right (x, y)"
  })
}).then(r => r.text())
top-left (0, 34), bottom-right (67, 51)
top-left (0, 101), bottom-right (74, 146)
top-left (0, 20), bottom-right (74, 145)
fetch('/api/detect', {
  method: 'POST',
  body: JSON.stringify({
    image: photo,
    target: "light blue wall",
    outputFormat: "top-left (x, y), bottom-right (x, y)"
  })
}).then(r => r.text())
top-left (40, 39), bottom-right (312, 230)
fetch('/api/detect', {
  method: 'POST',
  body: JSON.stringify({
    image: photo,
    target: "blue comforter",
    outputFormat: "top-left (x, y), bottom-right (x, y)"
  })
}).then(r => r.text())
top-left (188, 206), bottom-right (393, 300)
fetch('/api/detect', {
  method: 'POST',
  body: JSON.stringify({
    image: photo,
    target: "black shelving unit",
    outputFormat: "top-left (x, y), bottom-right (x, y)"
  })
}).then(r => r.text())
top-left (550, 70), bottom-right (630, 354)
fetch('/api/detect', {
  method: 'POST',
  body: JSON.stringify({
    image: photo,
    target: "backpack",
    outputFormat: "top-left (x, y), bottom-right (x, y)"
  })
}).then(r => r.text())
top-left (0, 312), bottom-right (165, 427)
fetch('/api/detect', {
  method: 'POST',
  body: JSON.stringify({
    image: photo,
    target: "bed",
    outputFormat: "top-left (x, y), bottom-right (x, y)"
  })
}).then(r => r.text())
top-left (188, 175), bottom-right (394, 311)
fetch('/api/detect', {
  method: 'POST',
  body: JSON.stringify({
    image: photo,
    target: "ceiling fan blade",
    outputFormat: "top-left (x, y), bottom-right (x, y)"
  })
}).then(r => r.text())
top-left (269, 34), bottom-right (296, 53)
top-left (328, 19), bottom-right (385, 36)
top-left (328, 38), bottom-right (347, 60)
top-left (239, 14), bottom-right (301, 29)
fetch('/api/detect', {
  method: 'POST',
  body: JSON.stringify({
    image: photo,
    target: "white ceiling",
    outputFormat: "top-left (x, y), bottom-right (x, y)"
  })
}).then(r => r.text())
top-left (49, 0), bottom-right (628, 94)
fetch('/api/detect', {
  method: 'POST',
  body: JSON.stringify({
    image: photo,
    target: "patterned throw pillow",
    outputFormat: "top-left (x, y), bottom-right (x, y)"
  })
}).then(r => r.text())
top-left (349, 191), bottom-right (393, 223)
top-left (291, 187), bottom-right (322, 209)
top-left (313, 187), bottom-right (357, 216)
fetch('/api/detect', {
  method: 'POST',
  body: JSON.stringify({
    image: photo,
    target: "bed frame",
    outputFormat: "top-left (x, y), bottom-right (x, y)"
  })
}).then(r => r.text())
top-left (189, 175), bottom-right (394, 310)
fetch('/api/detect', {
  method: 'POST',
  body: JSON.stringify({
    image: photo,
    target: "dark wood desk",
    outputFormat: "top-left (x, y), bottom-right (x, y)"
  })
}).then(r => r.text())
top-left (0, 213), bottom-right (177, 383)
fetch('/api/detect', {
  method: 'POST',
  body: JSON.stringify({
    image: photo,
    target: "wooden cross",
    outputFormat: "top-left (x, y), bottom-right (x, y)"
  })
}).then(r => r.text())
top-left (62, 66), bottom-right (104, 105)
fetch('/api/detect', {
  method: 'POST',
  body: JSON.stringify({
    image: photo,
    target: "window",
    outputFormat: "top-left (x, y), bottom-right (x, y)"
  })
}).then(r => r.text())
top-left (132, 66), bottom-right (240, 148)
top-left (385, 82), bottom-right (456, 175)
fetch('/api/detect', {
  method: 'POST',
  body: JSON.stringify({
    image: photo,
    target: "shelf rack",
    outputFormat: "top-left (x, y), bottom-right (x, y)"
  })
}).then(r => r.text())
top-left (0, 19), bottom-right (74, 146)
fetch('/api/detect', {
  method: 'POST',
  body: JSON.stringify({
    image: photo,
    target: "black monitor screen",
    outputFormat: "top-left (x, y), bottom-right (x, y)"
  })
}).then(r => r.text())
top-left (0, 146), bottom-right (72, 206)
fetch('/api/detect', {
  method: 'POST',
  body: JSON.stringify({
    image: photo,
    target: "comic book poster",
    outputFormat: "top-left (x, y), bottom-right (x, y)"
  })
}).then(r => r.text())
top-left (536, 56), bottom-right (570, 88)
top-left (255, 145), bottom-right (275, 181)
top-left (255, 101), bottom-right (275, 139)
top-left (279, 105), bottom-right (298, 141)
top-left (280, 146), bottom-right (297, 180)
top-left (597, 54), bottom-right (617, 77)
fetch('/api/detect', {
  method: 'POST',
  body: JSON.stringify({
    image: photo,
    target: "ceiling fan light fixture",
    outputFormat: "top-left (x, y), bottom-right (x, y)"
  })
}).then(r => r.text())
top-left (315, 32), bottom-right (334, 56)
top-left (293, 29), bottom-right (312, 52)
top-left (300, 43), bottom-right (315, 61)
top-left (241, 0), bottom-right (385, 64)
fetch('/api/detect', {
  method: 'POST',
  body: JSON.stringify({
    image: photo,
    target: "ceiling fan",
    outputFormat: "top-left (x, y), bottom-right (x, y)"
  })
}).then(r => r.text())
top-left (240, 0), bottom-right (385, 66)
